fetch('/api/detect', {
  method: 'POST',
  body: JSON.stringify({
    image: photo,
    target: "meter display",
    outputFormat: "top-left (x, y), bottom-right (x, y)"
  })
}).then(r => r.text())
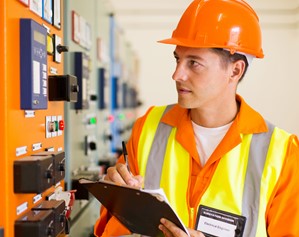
top-left (20, 18), bottom-right (48, 110)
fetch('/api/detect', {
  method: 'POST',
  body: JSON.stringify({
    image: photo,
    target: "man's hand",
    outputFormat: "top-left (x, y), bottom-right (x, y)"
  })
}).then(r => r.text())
top-left (105, 163), bottom-right (143, 188)
top-left (159, 218), bottom-right (205, 237)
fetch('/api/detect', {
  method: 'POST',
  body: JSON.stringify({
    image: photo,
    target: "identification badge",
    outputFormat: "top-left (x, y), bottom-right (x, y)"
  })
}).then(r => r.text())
top-left (196, 205), bottom-right (246, 237)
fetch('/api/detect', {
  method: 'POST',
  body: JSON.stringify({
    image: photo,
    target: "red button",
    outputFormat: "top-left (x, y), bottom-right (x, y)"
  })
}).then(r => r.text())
top-left (108, 115), bottom-right (115, 123)
top-left (59, 120), bottom-right (65, 130)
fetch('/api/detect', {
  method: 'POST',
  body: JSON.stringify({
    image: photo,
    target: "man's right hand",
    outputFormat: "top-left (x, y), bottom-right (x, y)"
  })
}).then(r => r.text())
top-left (105, 163), bottom-right (143, 188)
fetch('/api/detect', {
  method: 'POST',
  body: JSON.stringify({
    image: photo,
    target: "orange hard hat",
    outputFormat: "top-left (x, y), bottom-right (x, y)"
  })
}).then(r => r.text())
top-left (159, 0), bottom-right (264, 58)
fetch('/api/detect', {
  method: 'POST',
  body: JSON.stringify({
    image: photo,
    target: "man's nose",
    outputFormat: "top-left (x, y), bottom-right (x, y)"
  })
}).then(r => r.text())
top-left (172, 64), bottom-right (188, 82)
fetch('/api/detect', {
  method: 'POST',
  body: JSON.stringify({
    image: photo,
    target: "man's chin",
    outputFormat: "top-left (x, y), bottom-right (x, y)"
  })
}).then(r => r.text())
top-left (178, 100), bottom-right (191, 109)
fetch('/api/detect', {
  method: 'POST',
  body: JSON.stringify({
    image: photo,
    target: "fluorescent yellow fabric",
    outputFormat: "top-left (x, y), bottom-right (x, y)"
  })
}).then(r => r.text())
top-left (94, 95), bottom-right (299, 237)
top-left (200, 134), bottom-right (252, 214)
top-left (138, 107), bottom-right (289, 237)
top-left (139, 121), bottom-right (191, 226)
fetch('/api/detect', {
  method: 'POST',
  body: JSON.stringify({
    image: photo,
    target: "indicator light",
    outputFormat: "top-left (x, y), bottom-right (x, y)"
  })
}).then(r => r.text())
top-left (54, 121), bottom-right (59, 131)
top-left (118, 113), bottom-right (125, 120)
top-left (127, 112), bottom-right (135, 119)
top-left (59, 120), bottom-right (64, 130)
top-left (108, 115), bottom-right (114, 123)
top-left (47, 34), bottom-right (54, 55)
top-left (48, 121), bottom-right (55, 132)
top-left (89, 117), bottom-right (97, 125)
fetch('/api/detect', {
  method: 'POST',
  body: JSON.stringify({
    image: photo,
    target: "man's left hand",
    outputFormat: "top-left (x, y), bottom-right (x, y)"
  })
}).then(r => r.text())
top-left (159, 218), bottom-right (205, 237)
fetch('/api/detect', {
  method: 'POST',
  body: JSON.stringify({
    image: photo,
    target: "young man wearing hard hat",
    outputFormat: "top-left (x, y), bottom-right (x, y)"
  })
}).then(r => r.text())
top-left (94, 0), bottom-right (299, 236)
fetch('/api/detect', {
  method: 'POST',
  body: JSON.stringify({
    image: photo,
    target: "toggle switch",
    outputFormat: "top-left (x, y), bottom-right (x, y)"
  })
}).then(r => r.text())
top-left (90, 94), bottom-right (97, 101)
top-left (71, 84), bottom-right (79, 93)
top-left (53, 35), bottom-right (68, 63)
top-left (84, 135), bottom-right (97, 155)
top-left (56, 44), bottom-right (69, 54)
top-left (45, 169), bottom-right (53, 179)
top-left (59, 163), bottom-right (65, 172)
top-left (89, 141), bottom-right (97, 150)
top-left (104, 129), bottom-right (113, 142)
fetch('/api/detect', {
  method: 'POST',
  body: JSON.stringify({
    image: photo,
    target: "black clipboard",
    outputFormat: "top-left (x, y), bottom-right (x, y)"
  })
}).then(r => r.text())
top-left (78, 178), bottom-right (189, 236)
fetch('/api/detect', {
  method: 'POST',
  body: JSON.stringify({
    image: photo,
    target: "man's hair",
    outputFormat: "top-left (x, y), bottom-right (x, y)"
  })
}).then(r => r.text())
top-left (212, 48), bottom-right (249, 82)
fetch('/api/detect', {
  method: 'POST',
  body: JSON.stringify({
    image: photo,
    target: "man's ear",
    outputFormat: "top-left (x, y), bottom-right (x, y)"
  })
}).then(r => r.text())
top-left (230, 60), bottom-right (246, 82)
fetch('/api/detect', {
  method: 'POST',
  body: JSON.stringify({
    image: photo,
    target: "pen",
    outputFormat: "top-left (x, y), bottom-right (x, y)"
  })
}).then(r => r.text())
top-left (122, 141), bottom-right (131, 172)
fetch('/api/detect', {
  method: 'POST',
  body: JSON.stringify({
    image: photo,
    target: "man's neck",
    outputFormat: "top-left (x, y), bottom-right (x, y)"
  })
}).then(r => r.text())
top-left (190, 100), bottom-right (239, 128)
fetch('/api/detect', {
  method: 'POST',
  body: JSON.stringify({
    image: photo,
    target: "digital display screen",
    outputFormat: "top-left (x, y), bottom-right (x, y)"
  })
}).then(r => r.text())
top-left (34, 30), bottom-right (46, 45)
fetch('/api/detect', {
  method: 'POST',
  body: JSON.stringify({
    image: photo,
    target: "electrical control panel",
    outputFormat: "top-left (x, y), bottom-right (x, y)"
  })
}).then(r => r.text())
top-left (109, 14), bottom-right (140, 153)
top-left (63, 3), bottom-right (116, 235)
top-left (1, 1), bottom-right (141, 237)
top-left (0, 0), bottom-right (74, 236)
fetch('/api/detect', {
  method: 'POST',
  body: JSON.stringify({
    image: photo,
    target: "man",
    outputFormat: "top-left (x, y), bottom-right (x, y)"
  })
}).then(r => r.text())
top-left (94, 0), bottom-right (299, 236)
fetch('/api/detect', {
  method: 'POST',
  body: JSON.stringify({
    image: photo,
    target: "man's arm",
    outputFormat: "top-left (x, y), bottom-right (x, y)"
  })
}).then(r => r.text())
top-left (266, 135), bottom-right (299, 235)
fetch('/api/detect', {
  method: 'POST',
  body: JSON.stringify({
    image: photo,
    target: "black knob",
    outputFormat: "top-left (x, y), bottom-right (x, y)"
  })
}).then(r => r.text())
top-left (45, 170), bottom-right (53, 179)
top-left (65, 218), bottom-right (70, 234)
top-left (57, 44), bottom-right (69, 54)
top-left (90, 94), bottom-right (97, 101)
top-left (59, 163), bottom-right (65, 172)
top-left (89, 142), bottom-right (97, 150)
top-left (71, 84), bottom-right (79, 93)
top-left (59, 213), bottom-right (66, 224)
top-left (47, 227), bottom-right (54, 236)
top-left (106, 134), bottom-right (113, 141)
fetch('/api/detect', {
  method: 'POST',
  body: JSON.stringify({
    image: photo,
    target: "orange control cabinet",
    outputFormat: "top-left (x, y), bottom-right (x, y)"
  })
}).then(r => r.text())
top-left (0, 0), bottom-right (70, 236)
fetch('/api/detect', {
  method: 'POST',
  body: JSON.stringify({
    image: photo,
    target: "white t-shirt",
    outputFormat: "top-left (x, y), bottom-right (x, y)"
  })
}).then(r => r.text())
top-left (192, 121), bottom-right (233, 166)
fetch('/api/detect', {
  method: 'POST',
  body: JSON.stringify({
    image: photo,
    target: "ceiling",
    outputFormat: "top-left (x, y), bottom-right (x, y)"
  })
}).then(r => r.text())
top-left (107, 0), bottom-right (299, 32)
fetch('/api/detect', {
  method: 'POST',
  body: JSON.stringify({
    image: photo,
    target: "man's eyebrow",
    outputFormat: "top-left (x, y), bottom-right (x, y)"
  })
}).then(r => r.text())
top-left (173, 51), bottom-right (204, 60)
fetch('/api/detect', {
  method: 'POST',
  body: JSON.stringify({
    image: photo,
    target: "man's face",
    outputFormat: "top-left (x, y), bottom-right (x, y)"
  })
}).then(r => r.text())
top-left (172, 46), bottom-right (236, 110)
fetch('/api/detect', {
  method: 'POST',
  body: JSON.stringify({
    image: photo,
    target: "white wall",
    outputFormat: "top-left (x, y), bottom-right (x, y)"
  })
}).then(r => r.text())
top-left (239, 0), bottom-right (299, 135)
top-left (123, 0), bottom-right (299, 136)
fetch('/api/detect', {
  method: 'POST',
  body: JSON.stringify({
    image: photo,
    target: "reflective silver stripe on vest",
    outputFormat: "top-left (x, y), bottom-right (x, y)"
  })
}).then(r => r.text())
top-left (144, 105), bottom-right (174, 189)
top-left (144, 106), bottom-right (275, 235)
top-left (242, 121), bottom-right (274, 236)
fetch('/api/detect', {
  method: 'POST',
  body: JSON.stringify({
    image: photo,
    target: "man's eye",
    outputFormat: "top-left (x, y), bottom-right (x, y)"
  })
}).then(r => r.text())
top-left (189, 60), bottom-right (198, 66)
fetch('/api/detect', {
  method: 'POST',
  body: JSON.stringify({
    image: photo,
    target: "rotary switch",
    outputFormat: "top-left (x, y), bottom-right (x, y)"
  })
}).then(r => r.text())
top-left (84, 136), bottom-right (97, 155)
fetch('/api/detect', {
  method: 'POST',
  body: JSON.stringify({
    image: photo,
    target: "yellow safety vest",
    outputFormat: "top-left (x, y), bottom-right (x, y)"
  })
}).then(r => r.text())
top-left (137, 105), bottom-right (291, 236)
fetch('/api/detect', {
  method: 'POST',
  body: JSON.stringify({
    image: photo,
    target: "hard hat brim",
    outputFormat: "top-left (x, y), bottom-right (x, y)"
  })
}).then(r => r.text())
top-left (158, 38), bottom-right (264, 58)
top-left (158, 37), bottom-right (209, 49)
top-left (158, 38), bottom-right (188, 47)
